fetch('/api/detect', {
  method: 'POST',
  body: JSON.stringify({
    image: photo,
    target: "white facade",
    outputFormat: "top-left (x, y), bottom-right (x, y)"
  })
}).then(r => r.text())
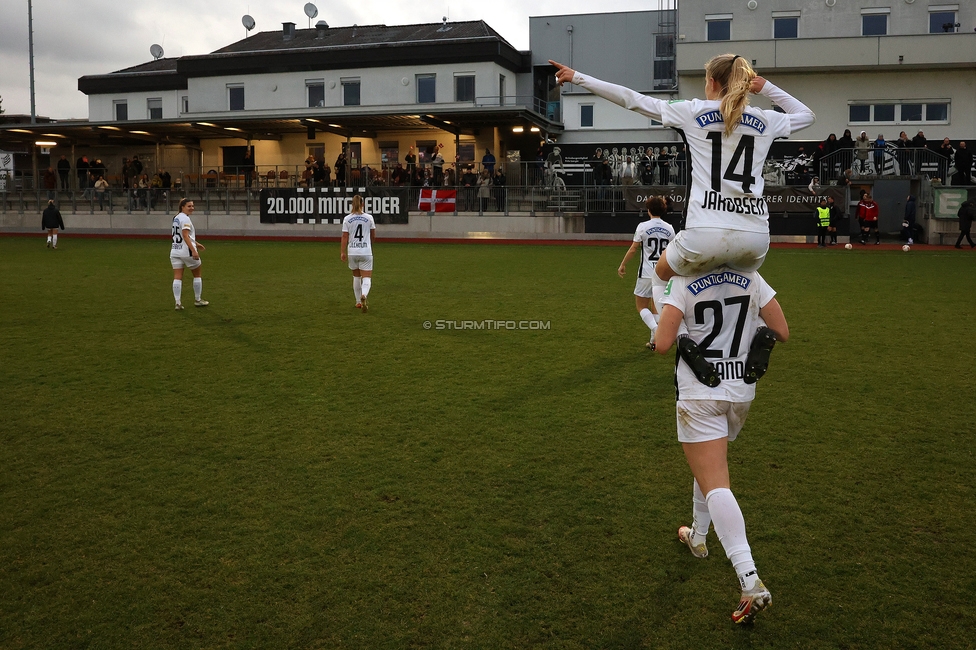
top-left (88, 90), bottom-right (182, 122)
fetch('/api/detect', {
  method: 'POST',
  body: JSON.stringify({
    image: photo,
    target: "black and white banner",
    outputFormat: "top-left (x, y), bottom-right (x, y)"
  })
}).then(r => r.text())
top-left (622, 185), bottom-right (846, 215)
top-left (260, 187), bottom-right (409, 224)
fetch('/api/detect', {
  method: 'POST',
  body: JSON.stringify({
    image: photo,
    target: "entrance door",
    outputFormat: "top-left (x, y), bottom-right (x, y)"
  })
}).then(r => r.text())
top-left (872, 179), bottom-right (911, 234)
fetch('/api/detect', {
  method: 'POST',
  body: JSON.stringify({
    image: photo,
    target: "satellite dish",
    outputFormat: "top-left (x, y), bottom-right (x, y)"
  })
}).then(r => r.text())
top-left (304, 3), bottom-right (318, 19)
top-left (150, 44), bottom-right (164, 60)
top-left (242, 14), bottom-right (256, 31)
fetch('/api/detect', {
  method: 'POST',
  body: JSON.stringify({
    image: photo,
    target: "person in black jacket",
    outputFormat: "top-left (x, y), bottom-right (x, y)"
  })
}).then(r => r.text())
top-left (902, 194), bottom-right (917, 244)
top-left (41, 200), bottom-right (65, 249)
top-left (56, 155), bottom-right (71, 190)
top-left (955, 200), bottom-right (975, 249)
top-left (953, 142), bottom-right (972, 186)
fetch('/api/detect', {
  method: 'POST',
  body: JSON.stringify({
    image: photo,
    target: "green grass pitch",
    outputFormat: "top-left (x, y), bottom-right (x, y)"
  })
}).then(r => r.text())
top-left (1, 236), bottom-right (974, 648)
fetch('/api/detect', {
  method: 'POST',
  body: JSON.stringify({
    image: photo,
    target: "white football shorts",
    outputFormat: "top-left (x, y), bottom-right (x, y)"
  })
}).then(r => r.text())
top-left (348, 254), bottom-right (373, 271)
top-left (666, 228), bottom-right (768, 276)
top-left (170, 255), bottom-right (202, 270)
top-left (676, 399), bottom-right (752, 444)
top-left (634, 278), bottom-right (655, 298)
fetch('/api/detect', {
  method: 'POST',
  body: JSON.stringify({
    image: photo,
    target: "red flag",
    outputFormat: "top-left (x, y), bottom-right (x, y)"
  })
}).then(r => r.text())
top-left (418, 188), bottom-right (456, 213)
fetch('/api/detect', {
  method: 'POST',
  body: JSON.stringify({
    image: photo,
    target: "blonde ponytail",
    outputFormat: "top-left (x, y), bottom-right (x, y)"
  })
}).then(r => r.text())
top-left (351, 194), bottom-right (363, 213)
top-left (704, 54), bottom-right (757, 138)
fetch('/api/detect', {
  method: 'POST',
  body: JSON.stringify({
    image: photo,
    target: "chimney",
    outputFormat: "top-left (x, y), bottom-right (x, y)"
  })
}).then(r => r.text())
top-left (315, 20), bottom-right (329, 39)
top-left (282, 22), bottom-right (296, 40)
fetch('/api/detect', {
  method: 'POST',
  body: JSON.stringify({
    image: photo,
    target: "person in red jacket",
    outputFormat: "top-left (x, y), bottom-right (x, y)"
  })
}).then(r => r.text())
top-left (856, 192), bottom-right (880, 245)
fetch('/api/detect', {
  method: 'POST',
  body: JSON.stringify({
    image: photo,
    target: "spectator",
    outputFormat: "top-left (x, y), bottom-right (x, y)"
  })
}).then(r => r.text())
top-left (94, 175), bottom-right (109, 210)
top-left (854, 131), bottom-right (872, 176)
top-left (953, 141), bottom-right (972, 185)
top-left (481, 149), bottom-right (496, 176)
top-left (659, 147), bottom-right (672, 186)
top-left (911, 131), bottom-right (928, 150)
top-left (838, 129), bottom-right (855, 172)
top-left (56, 155), bottom-right (70, 190)
top-left (856, 192), bottom-right (880, 245)
top-left (159, 169), bottom-right (172, 190)
top-left (321, 159), bottom-right (332, 187)
top-left (404, 147), bottom-right (417, 179)
top-left (955, 200), bottom-right (975, 248)
top-left (391, 163), bottom-right (406, 186)
top-left (42, 166), bottom-right (57, 200)
top-left (807, 176), bottom-right (820, 194)
top-left (150, 172), bottom-right (162, 208)
top-left (493, 167), bottom-right (506, 212)
top-left (120, 158), bottom-right (131, 189)
top-left (335, 151), bottom-right (347, 187)
top-left (41, 200), bottom-right (65, 249)
top-left (675, 145), bottom-right (687, 185)
top-left (873, 133), bottom-right (886, 174)
top-left (895, 131), bottom-right (912, 174)
top-left (477, 169), bottom-right (492, 212)
top-left (837, 168), bottom-right (853, 188)
top-left (76, 155), bottom-right (90, 192)
top-left (432, 144), bottom-right (445, 186)
top-left (313, 156), bottom-right (326, 187)
top-left (242, 149), bottom-right (255, 188)
top-left (938, 137), bottom-right (955, 182)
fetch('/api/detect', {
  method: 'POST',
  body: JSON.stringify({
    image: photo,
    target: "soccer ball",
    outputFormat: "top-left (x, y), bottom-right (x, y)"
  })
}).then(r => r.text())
top-left (902, 244), bottom-right (911, 252)
top-left (844, 243), bottom-right (853, 250)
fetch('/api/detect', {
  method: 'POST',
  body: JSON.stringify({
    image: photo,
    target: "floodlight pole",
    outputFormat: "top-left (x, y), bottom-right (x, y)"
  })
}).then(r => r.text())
top-left (28, 0), bottom-right (37, 124)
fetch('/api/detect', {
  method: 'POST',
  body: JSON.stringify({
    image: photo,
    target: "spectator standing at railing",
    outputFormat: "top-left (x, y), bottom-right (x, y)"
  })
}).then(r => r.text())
top-left (57, 155), bottom-right (70, 190)
top-left (461, 166), bottom-right (478, 211)
top-left (120, 158), bottom-right (131, 190)
top-left (94, 175), bottom-right (109, 210)
top-left (335, 152), bottom-right (348, 187)
top-left (873, 134), bottom-right (886, 175)
top-left (477, 169), bottom-right (492, 212)
top-left (76, 155), bottom-right (90, 192)
top-left (160, 169), bottom-right (172, 191)
top-left (43, 167), bottom-right (57, 200)
top-left (404, 147), bottom-right (417, 179)
top-left (242, 149), bottom-right (255, 188)
top-left (954, 142), bottom-right (972, 186)
top-left (313, 157), bottom-right (326, 187)
top-left (895, 131), bottom-right (912, 175)
top-left (432, 144), bottom-right (445, 186)
top-left (493, 167), bottom-right (506, 211)
top-left (938, 137), bottom-right (954, 183)
top-left (620, 156), bottom-right (637, 186)
top-left (854, 132), bottom-right (871, 176)
top-left (482, 149), bottom-right (496, 176)
top-left (912, 131), bottom-right (928, 149)
top-left (837, 129), bottom-right (855, 173)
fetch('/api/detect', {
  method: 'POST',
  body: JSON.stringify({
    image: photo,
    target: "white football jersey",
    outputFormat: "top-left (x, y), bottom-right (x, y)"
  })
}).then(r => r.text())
top-left (633, 217), bottom-right (676, 279)
top-left (342, 212), bottom-right (376, 256)
top-left (170, 213), bottom-right (194, 257)
top-left (572, 73), bottom-right (814, 234)
top-left (661, 268), bottom-right (777, 403)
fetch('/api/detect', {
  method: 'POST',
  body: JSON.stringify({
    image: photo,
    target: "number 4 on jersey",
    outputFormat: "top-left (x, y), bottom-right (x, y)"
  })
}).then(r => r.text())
top-left (706, 132), bottom-right (756, 194)
top-left (354, 224), bottom-right (364, 241)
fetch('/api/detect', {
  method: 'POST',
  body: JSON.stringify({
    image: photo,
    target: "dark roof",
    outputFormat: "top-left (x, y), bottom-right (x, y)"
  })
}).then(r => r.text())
top-left (212, 20), bottom-right (514, 54)
top-left (78, 57), bottom-right (186, 95)
top-left (178, 20), bottom-right (529, 77)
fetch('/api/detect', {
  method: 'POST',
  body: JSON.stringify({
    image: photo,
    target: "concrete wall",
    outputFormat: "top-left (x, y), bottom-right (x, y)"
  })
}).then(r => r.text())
top-left (677, 0), bottom-right (975, 41)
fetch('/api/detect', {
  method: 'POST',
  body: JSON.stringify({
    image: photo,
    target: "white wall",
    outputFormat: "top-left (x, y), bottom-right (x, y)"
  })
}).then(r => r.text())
top-left (88, 90), bottom-right (181, 122)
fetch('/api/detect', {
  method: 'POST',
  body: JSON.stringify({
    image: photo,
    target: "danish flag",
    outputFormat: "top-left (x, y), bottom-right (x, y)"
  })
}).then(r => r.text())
top-left (418, 188), bottom-right (456, 212)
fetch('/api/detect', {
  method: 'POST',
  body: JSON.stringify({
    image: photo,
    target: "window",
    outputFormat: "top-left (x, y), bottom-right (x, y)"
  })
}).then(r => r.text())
top-left (114, 101), bottom-right (128, 121)
top-left (379, 142), bottom-right (399, 168)
top-left (706, 15), bottom-right (732, 41)
top-left (654, 60), bottom-right (676, 83)
top-left (416, 74), bottom-right (436, 104)
top-left (926, 103), bottom-right (948, 121)
top-left (228, 85), bottom-right (245, 111)
top-left (773, 17), bottom-right (798, 39)
top-left (861, 11), bottom-right (888, 36)
top-left (929, 10), bottom-right (957, 33)
top-left (455, 75), bottom-right (475, 102)
top-left (901, 104), bottom-right (923, 122)
top-left (655, 34), bottom-right (675, 58)
top-left (580, 104), bottom-right (594, 128)
top-left (849, 105), bottom-right (871, 122)
top-left (457, 143), bottom-right (475, 163)
top-left (849, 102), bottom-right (950, 124)
top-left (874, 104), bottom-right (895, 122)
top-left (181, 96), bottom-right (189, 114)
top-left (341, 79), bottom-right (360, 106)
top-left (147, 98), bottom-right (163, 119)
top-left (307, 80), bottom-right (325, 107)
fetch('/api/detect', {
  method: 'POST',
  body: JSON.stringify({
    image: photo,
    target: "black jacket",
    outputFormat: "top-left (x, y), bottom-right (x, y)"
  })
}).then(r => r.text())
top-left (958, 201), bottom-right (975, 230)
top-left (41, 205), bottom-right (65, 230)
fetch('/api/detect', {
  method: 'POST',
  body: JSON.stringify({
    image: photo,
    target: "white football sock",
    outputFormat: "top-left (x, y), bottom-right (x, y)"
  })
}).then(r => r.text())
top-left (193, 277), bottom-right (202, 301)
top-left (361, 277), bottom-right (371, 297)
top-left (52, 234), bottom-right (58, 247)
top-left (692, 479), bottom-right (711, 545)
top-left (705, 487), bottom-right (759, 588)
top-left (353, 277), bottom-right (362, 302)
top-left (639, 308), bottom-right (657, 331)
top-left (46, 235), bottom-right (52, 244)
top-left (173, 280), bottom-right (182, 304)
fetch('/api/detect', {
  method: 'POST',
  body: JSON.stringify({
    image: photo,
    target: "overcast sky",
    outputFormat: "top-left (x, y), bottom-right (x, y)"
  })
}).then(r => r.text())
top-left (0, 0), bottom-right (666, 120)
